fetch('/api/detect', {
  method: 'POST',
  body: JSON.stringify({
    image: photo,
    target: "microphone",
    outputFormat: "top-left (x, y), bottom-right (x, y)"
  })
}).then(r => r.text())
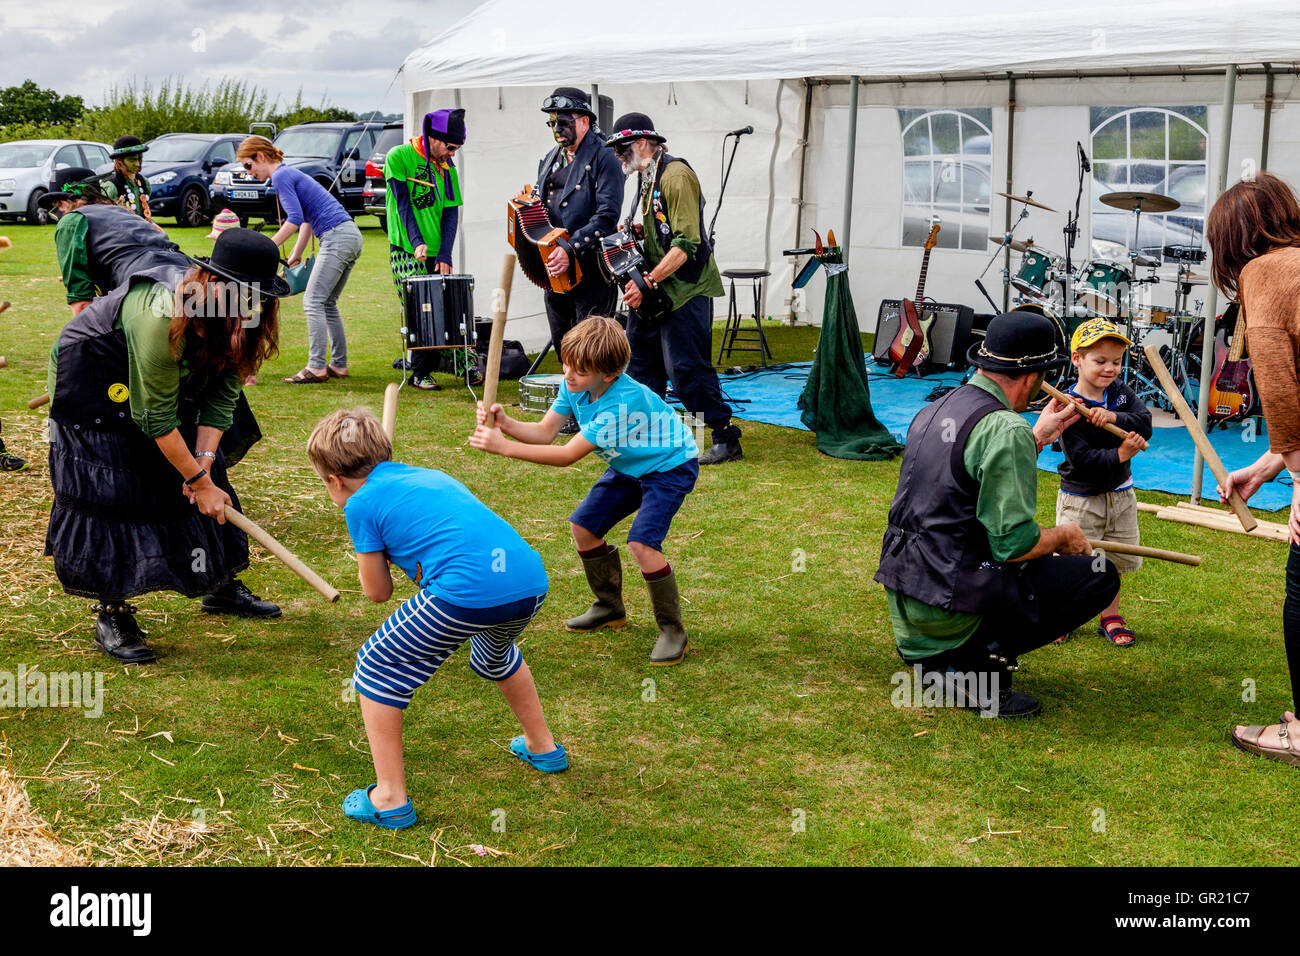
top-left (1077, 141), bottom-right (1092, 173)
top-left (728, 126), bottom-right (754, 137)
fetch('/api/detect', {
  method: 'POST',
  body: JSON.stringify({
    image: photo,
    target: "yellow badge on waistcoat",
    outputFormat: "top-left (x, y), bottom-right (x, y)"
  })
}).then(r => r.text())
top-left (108, 383), bottom-right (129, 403)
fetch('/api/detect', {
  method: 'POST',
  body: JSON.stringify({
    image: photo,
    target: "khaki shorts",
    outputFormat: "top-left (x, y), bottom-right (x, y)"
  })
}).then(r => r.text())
top-left (1056, 488), bottom-right (1142, 572)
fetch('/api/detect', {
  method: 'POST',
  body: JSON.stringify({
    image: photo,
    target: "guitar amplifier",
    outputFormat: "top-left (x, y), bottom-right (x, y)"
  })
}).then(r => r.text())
top-left (872, 299), bottom-right (977, 373)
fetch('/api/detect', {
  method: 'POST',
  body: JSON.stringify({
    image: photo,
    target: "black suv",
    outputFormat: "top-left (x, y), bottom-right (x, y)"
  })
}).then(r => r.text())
top-left (362, 122), bottom-right (404, 231)
top-left (209, 121), bottom-right (386, 225)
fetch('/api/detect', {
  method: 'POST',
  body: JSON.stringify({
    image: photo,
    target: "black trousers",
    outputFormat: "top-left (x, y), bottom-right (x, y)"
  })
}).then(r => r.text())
top-left (543, 274), bottom-right (618, 359)
top-left (918, 554), bottom-right (1120, 676)
top-left (1281, 544), bottom-right (1300, 709)
top-left (627, 294), bottom-right (739, 445)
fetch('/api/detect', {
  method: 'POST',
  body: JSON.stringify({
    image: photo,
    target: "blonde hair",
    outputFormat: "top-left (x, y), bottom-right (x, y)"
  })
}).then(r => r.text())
top-left (307, 409), bottom-right (392, 480)
top-left (237, 135), bottom-right (284, 164)
top-left (560, 316), bottom-right (631, 377)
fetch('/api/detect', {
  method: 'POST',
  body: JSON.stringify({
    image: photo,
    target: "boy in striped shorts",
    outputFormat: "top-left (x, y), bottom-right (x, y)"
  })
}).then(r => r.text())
top-left (308, 409), bottom-right (566, 830)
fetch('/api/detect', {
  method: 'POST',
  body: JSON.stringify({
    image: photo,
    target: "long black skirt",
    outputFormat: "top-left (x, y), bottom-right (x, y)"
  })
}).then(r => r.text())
top-left (44, 418), bottom-right (250, 601)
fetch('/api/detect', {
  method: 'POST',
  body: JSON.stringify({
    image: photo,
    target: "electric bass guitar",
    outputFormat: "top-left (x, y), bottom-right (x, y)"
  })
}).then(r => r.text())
top-left (1206, 302), bottom-right (1255, 425)
top-left (889, 220), bottom-right (940, 376)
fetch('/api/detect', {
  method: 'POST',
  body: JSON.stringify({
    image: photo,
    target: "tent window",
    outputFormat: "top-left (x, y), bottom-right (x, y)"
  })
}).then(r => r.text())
top-left (899, 108), bottom-right (992, 251)
top-left (1089, 106), bottom-right (1208, 261)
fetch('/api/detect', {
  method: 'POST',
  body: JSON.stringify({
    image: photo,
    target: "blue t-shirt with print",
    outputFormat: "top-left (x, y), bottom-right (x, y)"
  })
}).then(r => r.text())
top-left (343, 461), bottom-right (547, 608)
top-left (550, 373), bottom-right (698, 478)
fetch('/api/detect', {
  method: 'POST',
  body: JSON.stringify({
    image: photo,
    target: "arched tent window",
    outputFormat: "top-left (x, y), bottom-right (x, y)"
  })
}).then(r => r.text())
top-left (900, 108), bottom-right (992, 251)
top-left (1089, 106), bottom-right (1208, 261)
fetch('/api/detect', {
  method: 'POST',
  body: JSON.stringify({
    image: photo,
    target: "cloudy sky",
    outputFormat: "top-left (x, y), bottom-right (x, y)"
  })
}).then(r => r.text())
top-left (0, 0), bottom-right (487, 116)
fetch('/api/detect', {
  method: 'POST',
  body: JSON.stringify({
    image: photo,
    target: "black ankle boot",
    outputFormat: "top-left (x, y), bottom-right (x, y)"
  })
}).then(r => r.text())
top-left (201, 579), bottom-right (282, 618)
top-left (92, 602), bottom-right (156, 664)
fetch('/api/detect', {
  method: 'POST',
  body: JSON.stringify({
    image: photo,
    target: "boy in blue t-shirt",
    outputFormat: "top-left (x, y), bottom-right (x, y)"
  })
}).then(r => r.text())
top-left (470, 316), bottom-right (699, 666)
top-left (307, 408), bottom-right (566, 831)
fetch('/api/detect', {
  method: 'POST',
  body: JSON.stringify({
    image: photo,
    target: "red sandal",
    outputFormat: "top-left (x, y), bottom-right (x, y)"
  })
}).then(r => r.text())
top-left (1097, 615), bottom-right (1135, 647)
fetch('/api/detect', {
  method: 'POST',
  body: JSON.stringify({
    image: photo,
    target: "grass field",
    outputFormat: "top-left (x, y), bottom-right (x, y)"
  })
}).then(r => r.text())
top-left (1, 218), bottom-right (1297, 866)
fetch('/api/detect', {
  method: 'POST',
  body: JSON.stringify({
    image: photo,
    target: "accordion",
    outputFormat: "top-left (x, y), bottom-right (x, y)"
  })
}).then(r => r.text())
top-left (507, 185), bottom-right (582, 293)
top-left (599, 227), bottom-right (672, 324)
top-left (401, 274), bottom-right (475, 350)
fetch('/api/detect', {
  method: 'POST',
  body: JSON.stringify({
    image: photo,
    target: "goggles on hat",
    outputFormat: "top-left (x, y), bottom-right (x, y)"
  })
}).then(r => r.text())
top-left (542, 94), bottom-right (588, 113)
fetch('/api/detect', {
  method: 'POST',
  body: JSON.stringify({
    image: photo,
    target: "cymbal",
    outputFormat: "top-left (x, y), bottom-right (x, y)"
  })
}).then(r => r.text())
top-left (1131, 253), bottom-right (1159, 268)
top-left (997, 191), bottom-right (1056, 212)
top-left (989, 236), bottom-right (1035, 254)
top-left (1177, 271), bottom-right (1208, 284)
top-left (1099, 190), bottom-right (1181, 214)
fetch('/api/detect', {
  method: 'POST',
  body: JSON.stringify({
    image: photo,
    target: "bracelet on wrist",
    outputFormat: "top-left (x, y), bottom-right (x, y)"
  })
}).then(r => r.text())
top-left (184, 467), bottom-right (208, 487)
top-left (195, 451), bottom-right (217, 461)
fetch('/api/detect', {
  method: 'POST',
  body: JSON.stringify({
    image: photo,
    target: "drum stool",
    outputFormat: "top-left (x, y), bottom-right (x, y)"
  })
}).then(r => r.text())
top-left (717, 269), bottom-right (775, 366)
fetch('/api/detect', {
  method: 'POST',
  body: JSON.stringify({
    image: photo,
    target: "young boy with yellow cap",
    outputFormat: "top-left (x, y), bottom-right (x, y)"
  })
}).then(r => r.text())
top-left (1055, 318), bottom-right (1152, 646)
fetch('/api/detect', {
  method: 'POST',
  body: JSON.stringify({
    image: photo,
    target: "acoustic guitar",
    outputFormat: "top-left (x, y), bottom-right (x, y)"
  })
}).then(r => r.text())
top-left (888, 220), bottom-right (941, 376)
top-left (1206, 302), bottom-right (1255, 425)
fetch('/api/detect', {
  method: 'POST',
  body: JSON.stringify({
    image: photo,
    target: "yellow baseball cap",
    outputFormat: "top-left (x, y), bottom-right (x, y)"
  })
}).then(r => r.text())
top-left (1070, 317), bottom-right (1132, 353)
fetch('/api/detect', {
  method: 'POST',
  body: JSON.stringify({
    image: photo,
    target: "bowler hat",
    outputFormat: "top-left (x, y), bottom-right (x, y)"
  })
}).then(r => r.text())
top-left (967, 309), bottom-right (1069, 374)
top-left (109, 135), bottom-right (148, 159)
top-left (606, 112), bottom-right (666, 149)
top-left (37, 166), bottom-right (99, 209)
top-left (191, 228), bottom-right (291, 298)
top-left (541, 87), bottom-right (595, 121)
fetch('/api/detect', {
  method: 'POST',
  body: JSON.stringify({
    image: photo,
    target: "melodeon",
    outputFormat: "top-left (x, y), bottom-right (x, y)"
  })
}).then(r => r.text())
top-left (599, 227), bottom-right (671, 324)
top-left (400, 274), bottom-right (475, 350)
top-left (507, 185), bottom-right (581, 293)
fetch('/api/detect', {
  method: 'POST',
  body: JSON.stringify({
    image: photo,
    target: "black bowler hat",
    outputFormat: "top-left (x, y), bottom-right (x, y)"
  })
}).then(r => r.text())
top-left (109, 135), bottom-right (148, 159)
top-left (541, 87), bottom-right (595, 121)
top-left (967, 309), bottom-right (1069, 374)
top-left (37, 166), bottom-right (99, 208)
top-left (192, 228), bottom-right (291, 298)
top-left (606, 112), bottom-right (666, 149)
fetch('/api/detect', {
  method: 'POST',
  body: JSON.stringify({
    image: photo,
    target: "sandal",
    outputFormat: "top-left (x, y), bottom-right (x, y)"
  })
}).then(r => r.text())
top-left (283, 367), bottom-right (328, 384)
top-left (509, 736), bottom-right (568, 773)
top-left (326, 366), bottom-right (348, 379)
top-left (1097, 615), bottom-right (1135, 647)
top-left (342, 784), bottom-right (417, 829)
top-left (1230, 713), bottom-right (1300, 768)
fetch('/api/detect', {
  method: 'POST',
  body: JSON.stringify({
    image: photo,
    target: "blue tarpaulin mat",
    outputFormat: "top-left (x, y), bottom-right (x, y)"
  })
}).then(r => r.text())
top-left (713, 357), bottom-right (1291, 512)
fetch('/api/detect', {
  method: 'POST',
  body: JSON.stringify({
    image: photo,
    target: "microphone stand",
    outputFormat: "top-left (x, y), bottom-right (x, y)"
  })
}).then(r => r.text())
top-left (708, 131), bottom-right (745, 253)
top-left (1062, 153), bottom-right (1086, 325)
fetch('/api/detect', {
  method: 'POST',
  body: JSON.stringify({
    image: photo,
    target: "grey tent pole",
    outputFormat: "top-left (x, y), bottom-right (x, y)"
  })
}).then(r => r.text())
top-left (454, 87), bottom-right (467, 276)
top-left (1004, 75), bottom-right (1016, 311)
top-left (841, 76), bottom-right (859, 261)
top-left (1191, 64), bottom-right (1237, 504)
top-left (1261, 64), bottom-right (1274, 170)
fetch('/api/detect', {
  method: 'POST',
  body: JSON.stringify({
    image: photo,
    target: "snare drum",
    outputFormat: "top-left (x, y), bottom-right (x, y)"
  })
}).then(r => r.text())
top-left (401, 274), bottom-right (475, 349)
top-left (1011, 247), bottom-right (1059, 299)
top-left (1075, 259), bottom-right (1132, 317)
top-left (519, 373), bottom-right (565, 414)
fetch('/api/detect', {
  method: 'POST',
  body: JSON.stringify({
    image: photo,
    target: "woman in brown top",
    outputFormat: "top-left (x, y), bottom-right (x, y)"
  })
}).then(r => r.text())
top-left (1209, 171), bottom-right (1300, 768)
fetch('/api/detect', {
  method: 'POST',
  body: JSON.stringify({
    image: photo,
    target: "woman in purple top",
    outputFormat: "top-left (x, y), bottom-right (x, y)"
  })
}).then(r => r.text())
top-left (237, 135), bottom-right (364, 384)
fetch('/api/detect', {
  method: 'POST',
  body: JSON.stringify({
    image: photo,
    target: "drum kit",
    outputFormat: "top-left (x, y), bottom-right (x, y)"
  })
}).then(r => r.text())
top-left (982, 184), bottom-right (1209, 411)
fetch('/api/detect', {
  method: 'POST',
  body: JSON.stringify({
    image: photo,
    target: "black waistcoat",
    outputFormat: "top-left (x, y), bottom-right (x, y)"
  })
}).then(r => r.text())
top-left (649, 152), bottom-right (712, 284)
top-left (76, 203), bottom-right (190, 296)
top-left (51, 264), bottom-right (188, 434)
top-left (873, 383), bottom-right (1032, 619)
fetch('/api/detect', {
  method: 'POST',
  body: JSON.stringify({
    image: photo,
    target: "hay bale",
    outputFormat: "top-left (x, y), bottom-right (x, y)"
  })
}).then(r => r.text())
top-left (0, 745), bottom-right (87, 867)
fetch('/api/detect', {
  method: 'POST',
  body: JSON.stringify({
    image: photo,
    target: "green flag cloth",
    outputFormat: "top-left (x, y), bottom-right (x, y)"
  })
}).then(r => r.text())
top-left (797, 260), bottom-right (903, 460)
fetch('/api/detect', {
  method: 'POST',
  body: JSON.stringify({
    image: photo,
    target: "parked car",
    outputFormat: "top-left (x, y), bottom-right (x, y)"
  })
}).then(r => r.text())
top-left (1090, 167), bottom-right (1205, 262)
top-left (92, 133), bottom-right (243, 227)
top-left (209, 121), bottom-right (386, 225)
top-left (362, 122), bottom-right (404, 231)
top-left (902, 156), bottom-right (991, 250)
top-left (0, 139), bottom-right (112, 224)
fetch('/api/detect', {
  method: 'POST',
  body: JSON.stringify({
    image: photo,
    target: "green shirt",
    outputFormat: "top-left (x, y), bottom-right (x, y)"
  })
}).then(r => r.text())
top-left (885, 375), bottom-right (1043, 661)
top-left (102, 174), bottom-right (151, 218)
top-left (54, 211), bottom-right (96, 304)
top-left (383, 141), bottom-right (462, 255)
top-left (48, 281), bottom-right (242, 438)
top-left (640, 159), bottom-right (724, 310)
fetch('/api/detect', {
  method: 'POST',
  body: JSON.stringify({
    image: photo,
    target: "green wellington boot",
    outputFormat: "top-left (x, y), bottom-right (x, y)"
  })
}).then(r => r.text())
top-left (565, 547), bottom-right (628, 632)
top-left (646, 570), bottom-right (688, 666)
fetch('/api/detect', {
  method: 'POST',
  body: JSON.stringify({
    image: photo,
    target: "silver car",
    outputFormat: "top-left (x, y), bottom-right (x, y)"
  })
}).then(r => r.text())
top-left (0, 139), bottom-right (113, 224)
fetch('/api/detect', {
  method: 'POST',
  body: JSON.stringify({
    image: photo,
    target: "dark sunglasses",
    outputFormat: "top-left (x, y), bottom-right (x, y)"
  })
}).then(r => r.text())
top-left (241, 160), bottom-right (253, 170)
top-left (546, 114), bottom-right (578, 128)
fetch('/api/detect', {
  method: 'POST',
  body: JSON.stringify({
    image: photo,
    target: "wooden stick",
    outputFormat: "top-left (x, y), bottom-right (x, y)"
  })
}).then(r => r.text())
top-left (0, 356), bottom-right (7, 369)
top-left (381, 383), bottom-right (399, 441)
top-left (28, 392), bottom-right (49, 409)
top-left (1142, 344), bottom-right (1257, 531)
top-left (481, 253), bottom-right (515, 429)
top-left (1040, 381), bottom-right (1148, 449)
top-left (0, 301), bottom-right (10, 316)
top-left (1087, 538), bottom-right (1201, 566)
top-left (1135, 502), bottom-right (1162, 514)
top-left (1148, 506), bottom-right (1289, 542)
top-left (224, 509), bottom-right (340, 602)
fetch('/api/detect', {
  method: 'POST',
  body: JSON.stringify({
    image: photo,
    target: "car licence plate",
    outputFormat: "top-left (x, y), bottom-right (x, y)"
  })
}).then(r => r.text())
top-left (231, 190), bottom-right (259, 200)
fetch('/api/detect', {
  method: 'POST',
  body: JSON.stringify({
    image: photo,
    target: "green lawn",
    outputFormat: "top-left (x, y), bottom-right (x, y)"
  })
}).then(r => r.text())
top-left (1, 218), bottom-right (1296, 866)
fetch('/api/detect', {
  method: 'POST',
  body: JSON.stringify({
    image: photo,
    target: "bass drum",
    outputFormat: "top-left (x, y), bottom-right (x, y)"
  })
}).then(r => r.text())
top-left (1012, 302), bottom-right (1073, 393)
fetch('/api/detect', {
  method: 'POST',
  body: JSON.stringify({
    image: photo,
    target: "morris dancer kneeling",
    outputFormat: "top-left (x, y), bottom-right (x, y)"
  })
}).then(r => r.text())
top-left (874, 310), bottom-right (1121, 717)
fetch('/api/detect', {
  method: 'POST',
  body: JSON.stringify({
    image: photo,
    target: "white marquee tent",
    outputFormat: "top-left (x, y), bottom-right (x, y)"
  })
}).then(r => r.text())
top-left (402, 0), bottom-right (1300, 493)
